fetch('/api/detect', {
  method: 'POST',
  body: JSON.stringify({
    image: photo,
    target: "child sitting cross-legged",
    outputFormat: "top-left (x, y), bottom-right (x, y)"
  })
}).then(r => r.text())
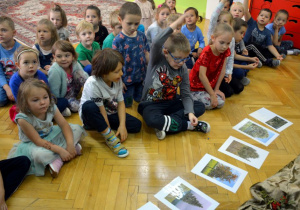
top-left (138, 13), bottom-right (210, 140)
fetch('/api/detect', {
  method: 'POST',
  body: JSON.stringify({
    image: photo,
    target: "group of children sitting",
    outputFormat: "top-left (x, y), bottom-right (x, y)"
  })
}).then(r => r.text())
top-left (0, 0), bottom-right (299, 205)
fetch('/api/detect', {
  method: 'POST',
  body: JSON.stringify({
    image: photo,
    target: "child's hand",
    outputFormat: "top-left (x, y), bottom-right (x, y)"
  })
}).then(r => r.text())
top-left (197, 48), bottom-right (203, 57)
top-left (242, 49), bottom-right (248, 55)
top-left (224, 74), bottom-right (232, 83)
top-left (210, 94), bottom-right (218, 108)
top-left (0, 199), bottom-right (7, 210)
top-left (116, 125), bottom-right (128, 142)
top-left (273, 22), bottom-right (279, 31)
top-left (251, 57), bottom-right (260, 63)
top-left (188, 113), bottom-right (198, 126)
top-left (247, 63), bottom-right (258, 69)
top-left (44, 65), bottom-right (51, 71)
top-left (59, 148), bottom-right (73, 162)
top-left (66, 144), bottom-right (77, 158)
top-left (192, 52), bottom-right (198, 58)
top-left (277, 55), bottom-right (283, 61)
top-left (215, 89), bottom-right (225, 100)
top-left (122, 83), bottom-right (127, 94)
top-left (5, 87), bottom-right (14, 101)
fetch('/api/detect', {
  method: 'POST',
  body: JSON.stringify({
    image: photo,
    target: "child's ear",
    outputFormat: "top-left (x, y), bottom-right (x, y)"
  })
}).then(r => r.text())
top-left (118, 16), bottom-right (122, 24)
top-left (13, 30), bottom-right (16, 37)
top-left (15, 62), bottom-right (19, 68)
top-left (163, 48), bottom-right (168, 55)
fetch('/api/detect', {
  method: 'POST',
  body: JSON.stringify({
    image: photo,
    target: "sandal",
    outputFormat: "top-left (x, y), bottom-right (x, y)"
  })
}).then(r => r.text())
top-left (106, 138), bottom-right (129, 158)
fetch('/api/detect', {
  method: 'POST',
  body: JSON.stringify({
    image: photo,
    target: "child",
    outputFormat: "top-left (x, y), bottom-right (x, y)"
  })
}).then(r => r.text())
top-left (48, 40), bottom-right (89, 113)
top-left (7, 78), bottom-right (86, 177)
top-left (165, 0), bottom-right (177, 14)
top-left (243, 0), bottom-right (283, 67)
top-left (166, 13), bottom-right (182, 33)
top-left (48, 4), bottom-right (69, 41)
top-left (79, 49), bottom-right (142, 158)
top-left (181, 7), bottom-right (205, 70)
top-left (230, 2), bottom-right (244, 18)
top-left (33, 19), bottom-right (59, 75)
top-left (232, 18), bottom-right (259, 86)
top-left (190, 23), bottom-right (234, 109)
top-left (134, 0), bottom-right (154, 31)
top-left (138, 13), bottom-right (209, 140)
top-left (266, 10), bottom-right (300, 56)
top-left (102, 10), bottom-right (122, 49)
top-left (75, 20), bottom-right (100, 75)
top-left (84, 5), bottom-right (108, 49)
top-left (208, 0), bottom-right (243, 98)
top-left (0, 16), bottom-right (21, 106)
top-left (220, 0), bottom-right (232, 12)
top-left (146, 4), bottom-right (170, 46)
top-left (112, 2), bottom-right (150, 108)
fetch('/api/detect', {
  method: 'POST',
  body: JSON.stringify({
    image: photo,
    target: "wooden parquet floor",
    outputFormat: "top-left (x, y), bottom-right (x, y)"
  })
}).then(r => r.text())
top-left (1, 20), bottom-right (300, 210)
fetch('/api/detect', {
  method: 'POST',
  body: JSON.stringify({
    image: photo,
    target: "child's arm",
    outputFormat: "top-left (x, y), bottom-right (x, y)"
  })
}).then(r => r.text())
top-left (116, 101), bottom-right (127, 142)
top-left (243, 0), bottom-right (251, 22)
top-left (145, 51), bottom-right (150, 64)
top-left (214, 60), bottom-right (226, 100)
top-left (234, 53), bottom-right (259, 63)
top-left (79, 60), bottom-right (91, 67)
top-left (17, 118), bottom-right (73, 161)
top-left (0, 171), bottom-right (7, 210)
top-left (0, 66), bottom-right (14, 101)
top-left (267, 45), bottom-right (283, 61)
top-left (271, 24), bottom-right (283, 46)
top-left (197, 28), bottom-right (205, 56)
top-left (53, 109), bottom-right (77, 158)
top-left (207, 0), bottom-right (226, 42)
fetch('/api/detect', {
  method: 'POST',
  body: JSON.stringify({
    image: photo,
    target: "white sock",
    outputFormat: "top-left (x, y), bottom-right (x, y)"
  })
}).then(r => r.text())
top-left (287, 50), bottom-right (293, 55)
top-left (187, 121), bottom-right (194, 130)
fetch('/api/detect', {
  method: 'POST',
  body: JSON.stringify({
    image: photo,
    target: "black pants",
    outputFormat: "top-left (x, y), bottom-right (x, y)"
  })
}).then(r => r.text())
top-left (246, 44), bottom-right (275, 67)
top-left (0, 156), bottom-right (30, 200)
top-left (138, 98), bottom-right (205, 133)
top-left (220, 77), bottom-right (244, 98)
top-left (81, 100), bottom-right (141, 133)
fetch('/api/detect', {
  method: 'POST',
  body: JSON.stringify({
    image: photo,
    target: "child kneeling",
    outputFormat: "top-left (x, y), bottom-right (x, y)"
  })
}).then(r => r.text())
top-left (138, 14), bottom-right (210, 140)
top-left (79, 49), bottom-right (141, 158)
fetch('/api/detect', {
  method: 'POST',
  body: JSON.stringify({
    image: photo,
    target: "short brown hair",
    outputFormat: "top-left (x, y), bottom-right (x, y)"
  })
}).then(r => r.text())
top-left (233, 18), bottom-right (248, 32)
top-left (52, 40), bottom-right (78, 60)
top-left (76, 20), bottom-right (94, 36)
top-left (259, 8), bottom-right (272, 19)
top-left (92, 48), bottom-right (124, 78)
top-left (164, 32), bottom-right (191, 54)
top-left (17, 78), bottom-right (55, 115)
top-left (0, 16), bottom-right (15, 30)
top-left (14, 45), bottom-right (39, 63)
top-left (36, 19), bottom-right (59, 46)
top-left (119, 2), bottom-right (141, 20)
top-left (48, 4), bottom-right (68, 27)
top-left (110, 10), bottom-right (120, 28)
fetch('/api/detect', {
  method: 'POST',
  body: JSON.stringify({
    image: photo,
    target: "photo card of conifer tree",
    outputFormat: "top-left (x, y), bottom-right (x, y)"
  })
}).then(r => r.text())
top-left (138, 201), bottom-right (160, 210)
top-left (233, 118), bottom-right (279, 146)
top-left (218, 136), bottom-right (269, 169)
top-left (154, 176), bottom-right (219, 210)
top-left (191, 154), bottom-right (248, 193)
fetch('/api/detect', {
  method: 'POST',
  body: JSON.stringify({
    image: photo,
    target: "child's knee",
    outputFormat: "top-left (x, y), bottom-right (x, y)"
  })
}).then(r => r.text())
top-left (82, 100), bottom-right (98, 114)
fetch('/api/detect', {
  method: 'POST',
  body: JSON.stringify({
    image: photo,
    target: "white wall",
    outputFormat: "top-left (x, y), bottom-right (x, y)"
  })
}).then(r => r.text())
top-left (206, 0), bottom-right (244, 19)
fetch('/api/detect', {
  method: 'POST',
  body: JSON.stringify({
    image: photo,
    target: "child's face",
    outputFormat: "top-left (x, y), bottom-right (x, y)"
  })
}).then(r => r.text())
top-left (27, 87), bottom-right (50, 117)
top-left (53, 49), bottom-right (74, 71)
top-left (0, 22), bottom-right (16, 45)
top-left (274, 13), bottom-right (288, 29)
top-left (158, 8), bottom-right (170, 25)
top-left (218, 14), bottom-right (232, 26)
top-left (222, 2), bottom-right (230, 11)
top-left (257, 11), bottom-right (271, 26)
top-left (164, 49), bottom-right (190, 70)
top-left (185, 10), bottom-right (198, 26)
top-left (85, 9), bottom-right (100, 27)
top-left (173, 24), bottom-right (183, 33)
top-left (37, 24), bottom-right (52, 43)
top-left (49, 11), bottom-right (63, 29)
top-left (78, 29), bottom-right (95, 47)
top-left (17, 52), bottom-right (39, 80)
top-left (103, 62), bottom-right (123, 84)
top-left (166, 0), bottom-right (176, 11)
top-left (230, 4), bottom-right (244, 18)
top-left (113, 24), bottom-right (122, 36)
top-left (119, 14), bottom-right (141, 37)
top-left (211, 32), bottom-right (232, 54)
top-left (234, 26), bottom-right (247, 43)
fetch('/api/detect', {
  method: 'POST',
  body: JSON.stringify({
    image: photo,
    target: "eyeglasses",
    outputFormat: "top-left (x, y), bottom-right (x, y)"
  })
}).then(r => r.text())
top-left (168, 51), bottom-right (190, 63)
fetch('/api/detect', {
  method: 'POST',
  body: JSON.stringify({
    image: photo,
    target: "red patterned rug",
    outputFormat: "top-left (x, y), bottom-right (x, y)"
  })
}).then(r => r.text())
top-left (0, 0), bottom-right (125, 46)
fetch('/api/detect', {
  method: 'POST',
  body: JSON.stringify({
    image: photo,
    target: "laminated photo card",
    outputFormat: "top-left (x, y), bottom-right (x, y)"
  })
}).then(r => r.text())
top-left (233, 118), bottom-right (279, 146)
top-left (191, 154), bottom-right (247, 193)
top-left (218, 136), bottom-right (269, 169)
top-left (138, 201), bottom-right (160, 210)
top-left (249, 108), bottom-right (293, 132)
top-left (154, 176), bottom-right (219, 210)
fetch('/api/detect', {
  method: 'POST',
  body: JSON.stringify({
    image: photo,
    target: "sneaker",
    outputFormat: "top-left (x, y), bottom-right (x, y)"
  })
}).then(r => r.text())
top-left (194, 121), bottom-right (210, 133)
top-left (281, 54), bottom-right (287, 59)
top-left (75, 143), bottom-right (82, 155)
top-left (49, 158), bottom-right (63, 178)
top-left (241, 77), bottom-right (250, 86)
top-left (293, 49), bottom-right (300, 55)
top-left (272, 59), bottom-right (280, 67)
top-left (155, 129), bottom-right (166, 140)
top-left (61, 108), bottom-right (71, 117)
top-left (257, 60), bottom-right (262, 68)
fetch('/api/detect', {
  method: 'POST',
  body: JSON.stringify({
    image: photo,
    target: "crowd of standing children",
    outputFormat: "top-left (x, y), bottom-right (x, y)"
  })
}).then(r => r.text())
top-left (0, 0), bottom-right (299, 206)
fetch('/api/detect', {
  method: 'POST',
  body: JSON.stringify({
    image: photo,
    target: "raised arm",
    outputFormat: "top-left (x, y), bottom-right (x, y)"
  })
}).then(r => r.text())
top-left (243, 0), bottom-right (251, 21)
top-left (207, 0), bottom-right (225, 42)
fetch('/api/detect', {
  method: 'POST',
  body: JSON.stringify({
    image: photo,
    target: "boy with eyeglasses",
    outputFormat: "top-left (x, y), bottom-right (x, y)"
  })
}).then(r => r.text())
top-left (138, 13), bottom-right (210, 140)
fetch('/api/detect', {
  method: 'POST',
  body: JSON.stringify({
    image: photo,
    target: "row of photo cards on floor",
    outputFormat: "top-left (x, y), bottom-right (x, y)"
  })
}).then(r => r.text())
top-left (138, 108), bottom-right (293, 209)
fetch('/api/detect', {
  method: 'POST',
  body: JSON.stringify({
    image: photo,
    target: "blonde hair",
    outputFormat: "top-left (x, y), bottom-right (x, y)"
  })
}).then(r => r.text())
top-left (164, 32), bottom-right (190, 54)
top-left (230, 2), bottom-right (245, 13)
top-left (76, 20), bottom-right (94, 36)
top-left (210, 23), bottom-right (234, 45)
top-left (167, 13), bottom-right (181, 26)
top-left (36, 19), bottom-right (59, 46)
top-left (110, 10), bottom-right (120, 28)
top-left (218, 11), bottom-right (233, 25)
top-left (17, 78), bottom-right (55, 115)
top-left (14, 45), bottom-right (39, 63)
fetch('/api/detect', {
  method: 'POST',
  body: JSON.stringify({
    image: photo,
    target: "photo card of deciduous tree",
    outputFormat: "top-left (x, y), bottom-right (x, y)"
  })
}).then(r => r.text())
top-left (249, 108), bottom-right (293, 132)
top-left (191, 154), bottom-right (248, 193)
top-left (233, 118), bottom-right (279, 146)
top-left (218, 136), bottom-right (269, 169)
top-left (154, 176), bottom-right (219, 210)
